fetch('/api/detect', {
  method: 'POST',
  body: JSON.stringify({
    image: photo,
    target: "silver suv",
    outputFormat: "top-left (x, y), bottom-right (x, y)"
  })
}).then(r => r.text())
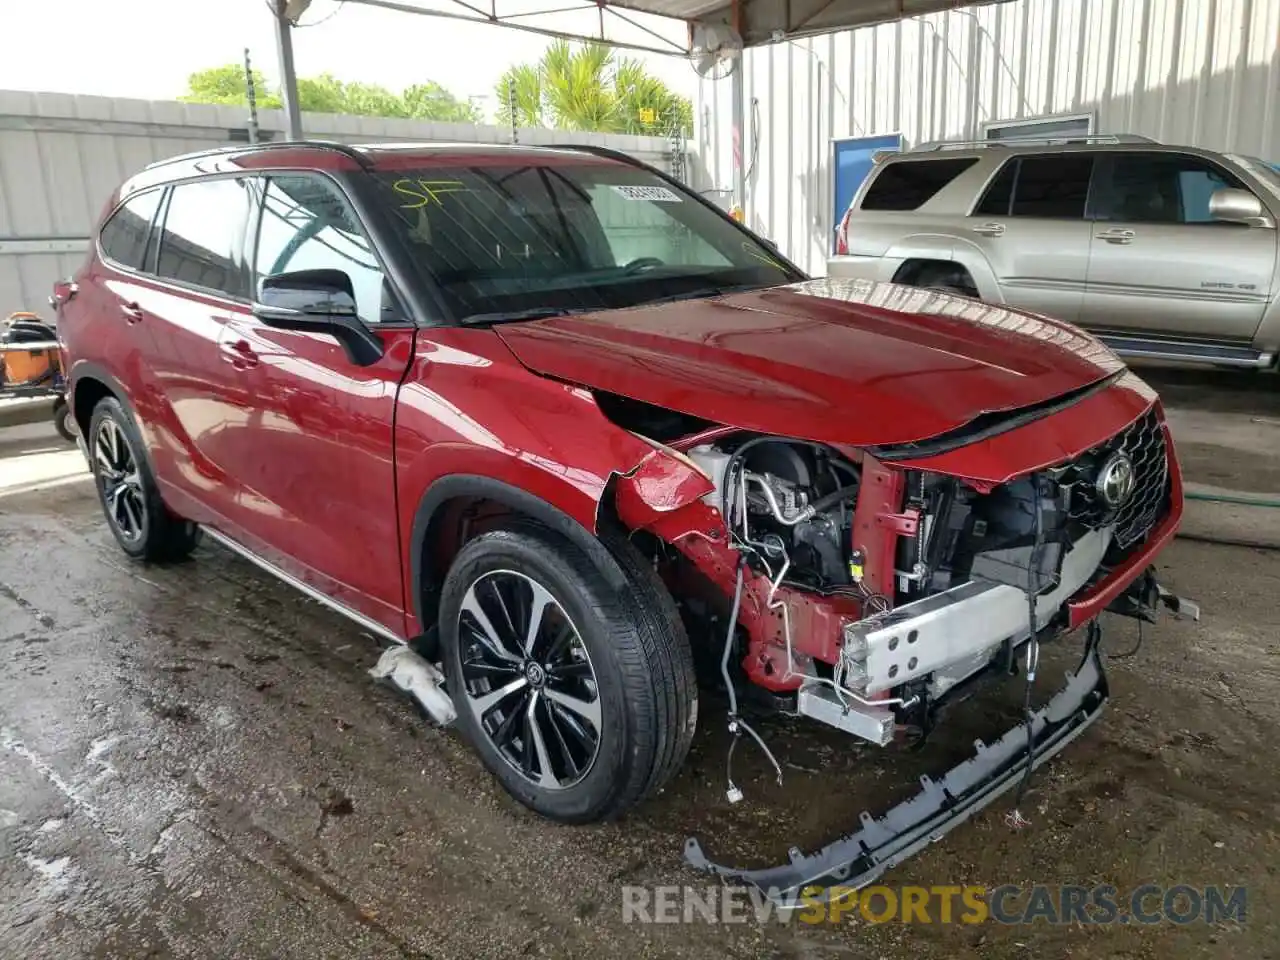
top-left (829, 135), bottom-right (1280, 369)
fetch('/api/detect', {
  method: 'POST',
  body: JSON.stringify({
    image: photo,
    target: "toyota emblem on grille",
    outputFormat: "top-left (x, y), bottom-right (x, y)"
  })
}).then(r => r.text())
top-left (1096, 452), bottom-right (1137, 507)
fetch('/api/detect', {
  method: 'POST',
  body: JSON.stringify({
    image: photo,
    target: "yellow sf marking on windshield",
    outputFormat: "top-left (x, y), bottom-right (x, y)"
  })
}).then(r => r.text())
top-left (393, 179), bottom-right (468, 209)
top-left (743, 241), bottom-right (786, 272)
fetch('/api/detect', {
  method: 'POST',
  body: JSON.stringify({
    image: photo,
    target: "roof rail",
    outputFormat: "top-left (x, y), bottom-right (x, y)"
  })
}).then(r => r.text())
top-left (556, 143), bottom-right (647, 167)
top-left (144, 139), bottom-right (373, 171)
top-left (909, 133), bottom-right (1160, 152)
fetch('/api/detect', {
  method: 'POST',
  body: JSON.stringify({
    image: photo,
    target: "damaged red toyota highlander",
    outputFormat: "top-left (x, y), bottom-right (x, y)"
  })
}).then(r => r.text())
top-left (54, 141), bottom-right (1193, 898)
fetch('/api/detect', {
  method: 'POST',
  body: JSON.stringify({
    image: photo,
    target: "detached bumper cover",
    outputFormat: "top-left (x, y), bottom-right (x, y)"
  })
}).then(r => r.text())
top-left (685, 636), bottom-right (1109, 903)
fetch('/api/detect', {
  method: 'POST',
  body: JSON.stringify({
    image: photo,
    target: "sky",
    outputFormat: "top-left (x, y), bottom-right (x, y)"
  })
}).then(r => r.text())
top-left (0, 0), bottom-right (698, 115)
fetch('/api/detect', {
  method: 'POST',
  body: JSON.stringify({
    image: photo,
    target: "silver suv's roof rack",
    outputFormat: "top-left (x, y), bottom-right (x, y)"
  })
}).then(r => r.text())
top-left (909, 133), bottom-right (1159, 152)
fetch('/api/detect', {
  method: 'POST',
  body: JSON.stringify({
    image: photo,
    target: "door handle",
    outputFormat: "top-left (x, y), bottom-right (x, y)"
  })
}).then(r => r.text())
top-left (220, 338), bottom-right (260, 369)
top-left (972, 222), bottom-right (1005, 237)
top-left (1096, 228), bottom-right (1136, 244)
top-left (120, 302), bottom-right (143, 323)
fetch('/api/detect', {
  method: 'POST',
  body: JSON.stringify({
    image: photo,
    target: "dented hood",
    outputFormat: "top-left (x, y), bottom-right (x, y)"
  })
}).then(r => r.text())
top-left (495, 279), bottom-right (1129, 449)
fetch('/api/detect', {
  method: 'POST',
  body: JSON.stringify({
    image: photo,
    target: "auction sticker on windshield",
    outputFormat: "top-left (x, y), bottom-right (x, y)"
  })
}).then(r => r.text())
top-left (611, 184), bottom-right (683, 202)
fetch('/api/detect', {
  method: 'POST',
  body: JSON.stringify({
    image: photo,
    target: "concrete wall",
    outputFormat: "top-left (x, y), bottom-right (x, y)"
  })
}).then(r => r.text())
top-left (0, 90), bottom-right (679, 312)
top-left (696, 0), bottom-right (1280, 274)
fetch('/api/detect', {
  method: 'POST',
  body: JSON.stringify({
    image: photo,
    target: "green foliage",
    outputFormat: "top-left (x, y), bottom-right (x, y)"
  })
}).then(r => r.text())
top-left (180, 64), bottom-right (281, 109)
top-left (182, 64), bottom-right (477, 123)
top-left (292, 73), bottom-right (350, 115)
top-left (495, 64), bottom-right (544, 129)
top-left (402, 82), bottom-right (482, 123)
top-left (495, 41), bottom-right (693, 136)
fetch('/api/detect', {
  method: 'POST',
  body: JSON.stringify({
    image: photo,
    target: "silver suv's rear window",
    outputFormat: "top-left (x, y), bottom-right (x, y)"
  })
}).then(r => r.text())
top-left (861, 157), bottom-right (979, 211)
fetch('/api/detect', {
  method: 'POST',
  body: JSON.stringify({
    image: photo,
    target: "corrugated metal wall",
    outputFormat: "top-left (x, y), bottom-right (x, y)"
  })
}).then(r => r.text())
top-left (694, 0), bottom-right (1280, 275)
top-left (0, 90), bottom-right (677, 311)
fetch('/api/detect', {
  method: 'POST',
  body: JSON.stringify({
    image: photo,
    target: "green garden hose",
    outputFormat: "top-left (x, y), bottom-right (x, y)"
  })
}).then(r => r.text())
top-left (1180, 489), bottom-right (1280, 551)
top-left (1185, 490), bottom-right (1280, 509)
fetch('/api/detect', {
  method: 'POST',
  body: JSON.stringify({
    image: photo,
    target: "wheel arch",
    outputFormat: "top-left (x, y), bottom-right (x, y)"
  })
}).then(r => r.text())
top-left (886, 237), bottom-right (1002, 302)
top-left (69, 361), bottom-right (130, 439)
top-left (409, 474), bottom-right (632, 644)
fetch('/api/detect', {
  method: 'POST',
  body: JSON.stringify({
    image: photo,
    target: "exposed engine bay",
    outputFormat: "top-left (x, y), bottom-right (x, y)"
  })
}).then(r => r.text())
top-left (686, 439), bottom-right (862, 593)
top-left (663, 410), bottom-right (1178, 750)
top-left (605, 399), bottom-right (1194, 901)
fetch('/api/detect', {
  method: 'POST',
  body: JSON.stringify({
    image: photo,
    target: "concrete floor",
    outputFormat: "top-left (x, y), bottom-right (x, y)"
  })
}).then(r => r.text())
top-left (1, 369), bottom-right (1278, 959)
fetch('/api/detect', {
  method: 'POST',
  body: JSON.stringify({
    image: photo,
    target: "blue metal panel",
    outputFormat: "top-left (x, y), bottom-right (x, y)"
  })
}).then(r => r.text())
top-left (832, 134), bottom-right (902, 252)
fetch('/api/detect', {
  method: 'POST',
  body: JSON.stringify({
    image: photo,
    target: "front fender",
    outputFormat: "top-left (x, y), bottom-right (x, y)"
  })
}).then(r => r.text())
top-left (405, 466), bottom-right (640, 637)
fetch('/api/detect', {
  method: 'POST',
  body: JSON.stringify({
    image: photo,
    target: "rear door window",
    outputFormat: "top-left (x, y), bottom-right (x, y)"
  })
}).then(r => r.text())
top-left (154, 178), bottom-right (252, 298)
top-left (1008, 154), bottom-right (1094, 218)
top-left (99, 189), bottom-right (164, 270)
top-left (860, 158), bottom-right (980, 211)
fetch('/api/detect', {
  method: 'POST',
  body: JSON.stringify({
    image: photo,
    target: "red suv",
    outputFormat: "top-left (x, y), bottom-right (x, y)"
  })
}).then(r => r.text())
top-left (55, 141), bottom-right (1190, 896)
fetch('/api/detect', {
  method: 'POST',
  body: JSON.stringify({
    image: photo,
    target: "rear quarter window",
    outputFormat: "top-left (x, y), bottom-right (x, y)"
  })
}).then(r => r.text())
top-left (860, 158), bottom-right (980, 211)
top-left (99, 189), bottom-right (163, 270)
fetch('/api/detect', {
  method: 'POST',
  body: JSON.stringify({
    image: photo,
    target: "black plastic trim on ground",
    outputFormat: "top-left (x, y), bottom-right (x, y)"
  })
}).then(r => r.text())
top-left (684, 635), bottom-right (1109, 905)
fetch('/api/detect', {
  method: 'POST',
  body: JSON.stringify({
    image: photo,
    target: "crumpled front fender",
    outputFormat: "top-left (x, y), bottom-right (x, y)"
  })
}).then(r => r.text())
top-left (612, 447), bottom-right (724, 544)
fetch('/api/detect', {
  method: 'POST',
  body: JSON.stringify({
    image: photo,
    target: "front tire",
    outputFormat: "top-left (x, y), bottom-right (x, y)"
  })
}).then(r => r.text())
top-left (439, 523), bottom-right (696, 823)
top-left (88, 397), bottom-right (200, 562)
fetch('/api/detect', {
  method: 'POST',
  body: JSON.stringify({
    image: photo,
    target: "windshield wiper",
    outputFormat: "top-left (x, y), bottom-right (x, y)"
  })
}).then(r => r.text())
top-left (457, 306), bottom-right (592, 326)
top-left (642, 283), bottom-right (765, 306)
top-left (457, 283), bottom-right (766, 325)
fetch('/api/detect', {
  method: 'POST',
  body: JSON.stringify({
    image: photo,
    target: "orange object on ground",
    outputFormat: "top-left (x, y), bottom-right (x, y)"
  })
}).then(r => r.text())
top-left (1, 311), bottom-right (61, 388)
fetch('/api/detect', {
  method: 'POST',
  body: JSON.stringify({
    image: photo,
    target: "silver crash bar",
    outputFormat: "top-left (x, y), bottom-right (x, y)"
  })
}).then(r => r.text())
top-left (796, 528), bottom-right (1112, 744)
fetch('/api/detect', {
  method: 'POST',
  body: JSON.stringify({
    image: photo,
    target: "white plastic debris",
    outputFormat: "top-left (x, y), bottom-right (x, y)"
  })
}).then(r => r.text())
top-left (369, 646), bottom-right (457, 726)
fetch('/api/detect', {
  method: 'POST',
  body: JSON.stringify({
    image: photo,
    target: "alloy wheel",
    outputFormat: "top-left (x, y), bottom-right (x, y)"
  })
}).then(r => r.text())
top-left (456, 570), bottom-right (602, 790)
top-left (94, 418), bottom-right (145, 544)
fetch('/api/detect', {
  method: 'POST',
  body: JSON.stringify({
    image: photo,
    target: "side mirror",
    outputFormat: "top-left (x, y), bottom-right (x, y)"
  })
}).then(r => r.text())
top-left (1209, 188), bottom-right (1273, 228)
top-left (253, 268), bottom-right (383, 366)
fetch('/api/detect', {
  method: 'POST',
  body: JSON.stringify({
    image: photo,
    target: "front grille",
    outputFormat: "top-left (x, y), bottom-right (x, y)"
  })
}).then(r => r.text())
top-left (1067, 408), bottom-right (1170, 550)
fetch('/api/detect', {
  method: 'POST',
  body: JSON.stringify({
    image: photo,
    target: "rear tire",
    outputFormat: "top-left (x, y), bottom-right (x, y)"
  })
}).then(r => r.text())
top-left (52, 398), bottom-right (76, 443)
top-left (912, 264), bottom-right (980, 299)
top-left (88, 397), bottom-right (200, 562)
top-left (439, 522), bottom-right (696, 823)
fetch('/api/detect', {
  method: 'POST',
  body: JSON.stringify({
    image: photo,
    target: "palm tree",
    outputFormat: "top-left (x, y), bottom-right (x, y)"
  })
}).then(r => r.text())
top-left (495, 64), bottom-right (544, 128)
top-left (494, 41), bottom-right (692, 136)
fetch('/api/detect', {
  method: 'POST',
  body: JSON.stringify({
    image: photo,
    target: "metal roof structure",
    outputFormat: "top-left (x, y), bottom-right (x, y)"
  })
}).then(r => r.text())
top-left (325, 0), bottom-right (1005, 58)
top-left (268, 0), bottom-right (1004, 205)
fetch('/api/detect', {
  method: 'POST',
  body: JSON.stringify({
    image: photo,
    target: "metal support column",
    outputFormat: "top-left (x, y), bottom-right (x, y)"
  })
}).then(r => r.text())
top-left (273, 0), bottom-right (304, 140)
top-left (731, 64), bottom-right (745, 215)
top-left (729, 0), bottom-right (746, 220)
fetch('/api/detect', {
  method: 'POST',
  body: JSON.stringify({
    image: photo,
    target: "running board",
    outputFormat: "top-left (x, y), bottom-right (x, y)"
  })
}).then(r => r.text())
top-left (1098, 334), bottom-right (1275, 369)
top-left (200, 526), bottom-right (405, 645)
top-left (201, 527), bottom-right (458, 726)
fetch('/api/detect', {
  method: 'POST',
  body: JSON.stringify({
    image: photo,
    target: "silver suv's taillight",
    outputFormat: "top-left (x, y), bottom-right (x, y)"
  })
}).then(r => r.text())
top-left (834, 207), bottom-right (853, 255)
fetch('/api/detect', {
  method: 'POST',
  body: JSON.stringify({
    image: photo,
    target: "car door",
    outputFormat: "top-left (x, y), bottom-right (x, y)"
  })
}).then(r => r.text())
top-left (125, 177), bottom-right (260, 530)
top-left (963, 152), bottom-right (1096, 323)
top-left (217, 173), bottom-right (416, 636)
top-left (1081, 151), bottom-right (1276, 343)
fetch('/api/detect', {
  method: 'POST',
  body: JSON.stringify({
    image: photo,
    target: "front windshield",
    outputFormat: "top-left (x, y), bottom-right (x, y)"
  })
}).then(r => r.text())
top-left (370, 161), bottom-right (798, 322)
